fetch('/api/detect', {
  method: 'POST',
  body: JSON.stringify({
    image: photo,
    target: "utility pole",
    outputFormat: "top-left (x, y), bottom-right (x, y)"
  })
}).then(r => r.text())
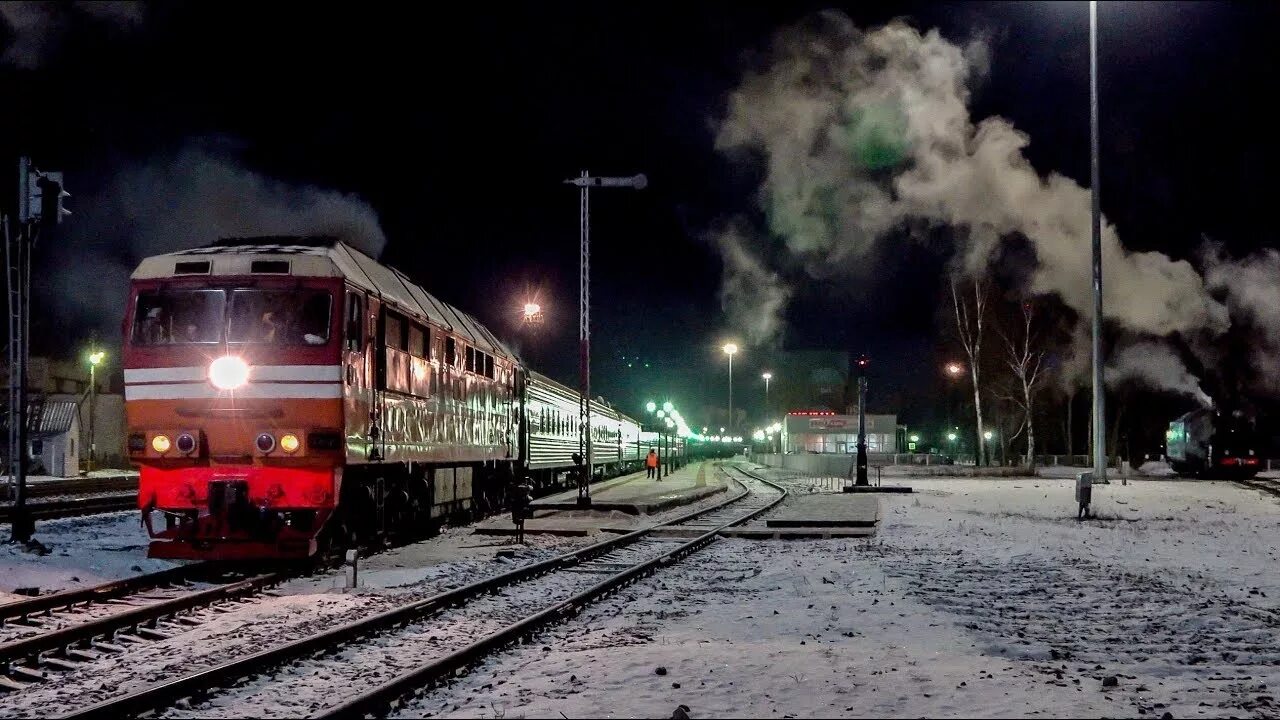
top-left (563, 171), bottom-right (646, 507)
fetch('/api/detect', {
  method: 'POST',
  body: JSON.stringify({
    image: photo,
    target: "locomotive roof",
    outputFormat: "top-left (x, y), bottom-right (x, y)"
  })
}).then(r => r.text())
top-left (131, 236), bottom-right (517, 362)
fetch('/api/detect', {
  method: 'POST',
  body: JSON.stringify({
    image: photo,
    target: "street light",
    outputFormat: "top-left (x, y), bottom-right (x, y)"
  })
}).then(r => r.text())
top-left (563, 171), bottom-right (647, 507)
top-left (947, 432), bottom-right (958, 442)
top-left (722, 343), bottom-right (738, 433)
top-left (87, 349), bottom-right (105, 473)
top-left (645, 401), bottom-right (657, 414)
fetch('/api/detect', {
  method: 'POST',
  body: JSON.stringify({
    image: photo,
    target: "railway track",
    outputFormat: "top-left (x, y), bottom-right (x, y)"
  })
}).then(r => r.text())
top-left (1236, 476), bottom-right (1280, 500)
top-left (0, 494), bottom-right (137, 523)
top-left (6, 475), bottom-right (138, 500)
top-left (0, 564), bottom-right (289, 693)
top-left (58, 463), bottom-right (784, 719)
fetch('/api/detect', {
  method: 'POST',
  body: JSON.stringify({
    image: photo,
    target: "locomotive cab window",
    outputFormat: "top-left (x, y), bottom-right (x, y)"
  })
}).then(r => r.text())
top-left (228, 289), bottom-right (332, 345)
top-left (132, 289), bottom-right (225, 345)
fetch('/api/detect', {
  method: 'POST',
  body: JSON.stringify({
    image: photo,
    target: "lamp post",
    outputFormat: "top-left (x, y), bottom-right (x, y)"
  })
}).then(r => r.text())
top-left (722, 343), bottom-right (738, 434)
top-left (1087, 0), bottom-right (1109, 485)
top-left (87, 349), bottom-right (105, 473)
top-left (563, 171), bottom-right (647, 507)
top-left (761, 371), bottom-right (772, 421)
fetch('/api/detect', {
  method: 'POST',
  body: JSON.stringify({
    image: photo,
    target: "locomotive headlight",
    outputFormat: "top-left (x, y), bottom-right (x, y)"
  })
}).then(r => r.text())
top-left (152, 434), bottom-right (172, 453)
top-left (280, 434), bottom-right (300, 453)
top-left (209, 355), bottom-right (250, 390)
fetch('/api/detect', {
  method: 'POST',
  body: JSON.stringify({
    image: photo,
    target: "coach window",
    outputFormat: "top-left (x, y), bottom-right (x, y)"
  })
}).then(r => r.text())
top-left (484, 354), bottom-right (494, 379)
top-left (445, 337), bottom-right (456, 366)
top-left (465, 346), bottom-right (476, 373)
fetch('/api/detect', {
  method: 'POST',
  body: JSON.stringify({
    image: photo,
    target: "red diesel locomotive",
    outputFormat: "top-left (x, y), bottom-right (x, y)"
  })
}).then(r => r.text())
top-left (126, 237), bottom-right (674, 560)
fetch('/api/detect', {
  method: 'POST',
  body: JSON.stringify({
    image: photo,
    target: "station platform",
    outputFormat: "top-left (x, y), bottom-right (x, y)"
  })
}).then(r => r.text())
top-left (725, 492), bottom-right (882, 540)
top-left (529, 462), bottom-right (725, 514)
top-left (472, 462), bottom-right (727, 537)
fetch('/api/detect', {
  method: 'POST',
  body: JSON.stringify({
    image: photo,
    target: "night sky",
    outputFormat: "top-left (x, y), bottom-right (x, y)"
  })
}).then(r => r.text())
top-left (2, 1), bottom-right (1278, 437)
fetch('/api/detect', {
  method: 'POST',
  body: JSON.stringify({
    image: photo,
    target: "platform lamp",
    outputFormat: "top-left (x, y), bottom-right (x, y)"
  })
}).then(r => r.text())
top-left (87, 348), bottom-right (106, 473)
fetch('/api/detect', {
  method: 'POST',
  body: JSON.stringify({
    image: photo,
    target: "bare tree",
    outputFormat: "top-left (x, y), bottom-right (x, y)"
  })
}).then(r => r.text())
top-left (997, 301), bottom-right (1047, 469)
top-left (951, 277), bottom-right (989, 465)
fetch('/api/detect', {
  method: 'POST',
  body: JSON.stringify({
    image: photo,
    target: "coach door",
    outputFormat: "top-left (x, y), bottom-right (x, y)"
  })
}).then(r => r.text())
top-left (343, 288), bottom-right (374, 461)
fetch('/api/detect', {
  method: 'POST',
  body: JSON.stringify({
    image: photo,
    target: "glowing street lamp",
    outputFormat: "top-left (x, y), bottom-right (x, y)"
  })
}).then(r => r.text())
top-left (947, 432), bottom-right (958, 442)
top-left (944, 362), bottom-right (964, 378)
top-left (761, 371), bottom-right (773, 418)
top-left (645, 401), bottom-right (657, 414)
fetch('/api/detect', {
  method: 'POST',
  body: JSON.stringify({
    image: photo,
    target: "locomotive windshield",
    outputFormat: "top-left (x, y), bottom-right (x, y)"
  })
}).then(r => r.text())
top-left (132, 288), bottom-right (332, 346)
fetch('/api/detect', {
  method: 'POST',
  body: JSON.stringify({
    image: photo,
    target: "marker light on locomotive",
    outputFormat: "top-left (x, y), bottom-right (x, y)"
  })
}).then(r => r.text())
top-left (209, 355), bottom-right (250, 390)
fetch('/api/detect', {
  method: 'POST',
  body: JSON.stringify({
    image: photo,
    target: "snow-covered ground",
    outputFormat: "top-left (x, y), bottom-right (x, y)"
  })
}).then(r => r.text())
top-left (399, 473), bottom-right (1280, 719)
top-left (0, 511), bottom-right (181, 603)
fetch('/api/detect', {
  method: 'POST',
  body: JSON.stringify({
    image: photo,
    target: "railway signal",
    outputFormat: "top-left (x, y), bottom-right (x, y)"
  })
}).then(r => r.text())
top-left (562, 171), bottom-right (646, 508)
top-left (6, 157), bottom-right (71, 542)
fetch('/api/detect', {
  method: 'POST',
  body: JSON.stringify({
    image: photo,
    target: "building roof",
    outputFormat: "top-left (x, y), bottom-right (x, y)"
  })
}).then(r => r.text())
top-left (1, 399), bottom-right (78, 439)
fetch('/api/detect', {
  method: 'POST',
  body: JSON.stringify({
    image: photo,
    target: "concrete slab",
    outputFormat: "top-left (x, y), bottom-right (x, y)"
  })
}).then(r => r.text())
top-left (842, 485), bottom-right (913, 493)
top-left (530, 462), bottom-right (725, 515)
top-left (767, 493), bottom-right (881, 527)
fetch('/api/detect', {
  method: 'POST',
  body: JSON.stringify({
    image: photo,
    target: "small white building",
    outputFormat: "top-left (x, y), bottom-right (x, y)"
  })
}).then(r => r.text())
top-left (30, 401), bottom-right (81, 477)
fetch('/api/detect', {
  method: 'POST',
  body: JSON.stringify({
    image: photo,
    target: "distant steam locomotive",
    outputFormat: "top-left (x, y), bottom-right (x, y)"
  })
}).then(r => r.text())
top-left (1166, 407), bottom-right (1260, 478)
top-left (124, 237), bottom-right (680, 561)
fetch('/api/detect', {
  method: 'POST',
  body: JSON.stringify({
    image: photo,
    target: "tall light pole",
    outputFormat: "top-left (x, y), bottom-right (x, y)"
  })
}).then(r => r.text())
top-left (88, 349), bottom-right (105, 473)
top-left (1088, 0), bottom-right (1108, 484)
top-left (761, 371), bottom-right (772, 420)
top-left (722, 343), bottom-right (738, 434)
top-left (563, 171), bottom-right (647, 506)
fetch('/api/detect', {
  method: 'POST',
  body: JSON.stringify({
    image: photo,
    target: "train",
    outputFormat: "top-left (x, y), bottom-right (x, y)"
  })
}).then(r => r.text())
top-left (1166, 407), bottom-right (1260, 478)
top-left (124, 237), bottom-right (681, 560)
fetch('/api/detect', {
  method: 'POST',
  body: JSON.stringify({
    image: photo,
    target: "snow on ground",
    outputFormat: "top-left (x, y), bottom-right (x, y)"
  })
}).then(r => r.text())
top-left (401, 473), bottom-right (1280, 719)
top-left (0, 511), bottom-right (181, 603)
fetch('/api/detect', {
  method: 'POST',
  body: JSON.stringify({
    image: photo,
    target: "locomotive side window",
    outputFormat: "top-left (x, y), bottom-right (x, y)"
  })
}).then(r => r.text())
top-left (345, 292), bottom-right (363, 350)
top-left (132, 290), bottom-right (225, 345)
top-left (408, 324), bottom-right (427, 358)
top-left (384, 312), bottom-right (404, 350)
top-left (228, 289), bottom-right (332, 345)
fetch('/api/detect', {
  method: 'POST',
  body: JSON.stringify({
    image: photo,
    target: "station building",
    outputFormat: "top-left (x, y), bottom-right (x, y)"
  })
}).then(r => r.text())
top-left (780, 409), bottom-right (899, 454)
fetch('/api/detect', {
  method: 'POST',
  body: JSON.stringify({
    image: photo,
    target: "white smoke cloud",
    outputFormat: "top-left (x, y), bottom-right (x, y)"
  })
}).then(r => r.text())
top-left (43, 142), bottom-right (387, 338)
top-left (1106, 340), bottom-right (1212, 407)
top-left (1, 1), bottom-right (143, 68)
top-left (1203, 246), bottom-right (1280, 391)
top-left (714, 12), bottom-right (1232, 372)
top-left (714, 223), bottom-right (790, 346)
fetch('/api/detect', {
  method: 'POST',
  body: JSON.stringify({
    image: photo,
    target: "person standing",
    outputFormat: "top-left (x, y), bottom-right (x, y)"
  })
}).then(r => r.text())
top-left (646, 448), bottom-right (659, 479)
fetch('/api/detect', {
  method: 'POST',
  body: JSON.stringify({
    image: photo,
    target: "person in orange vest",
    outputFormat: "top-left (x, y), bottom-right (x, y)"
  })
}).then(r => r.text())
top-left (646, 448), bottom-right (659, 479)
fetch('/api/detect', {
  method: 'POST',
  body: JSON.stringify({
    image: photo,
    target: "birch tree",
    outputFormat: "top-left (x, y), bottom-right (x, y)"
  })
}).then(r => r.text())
top-left (951, 277), bottom-right (989, 465)
top-left (998, 301), bottom-right (1047, 469)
